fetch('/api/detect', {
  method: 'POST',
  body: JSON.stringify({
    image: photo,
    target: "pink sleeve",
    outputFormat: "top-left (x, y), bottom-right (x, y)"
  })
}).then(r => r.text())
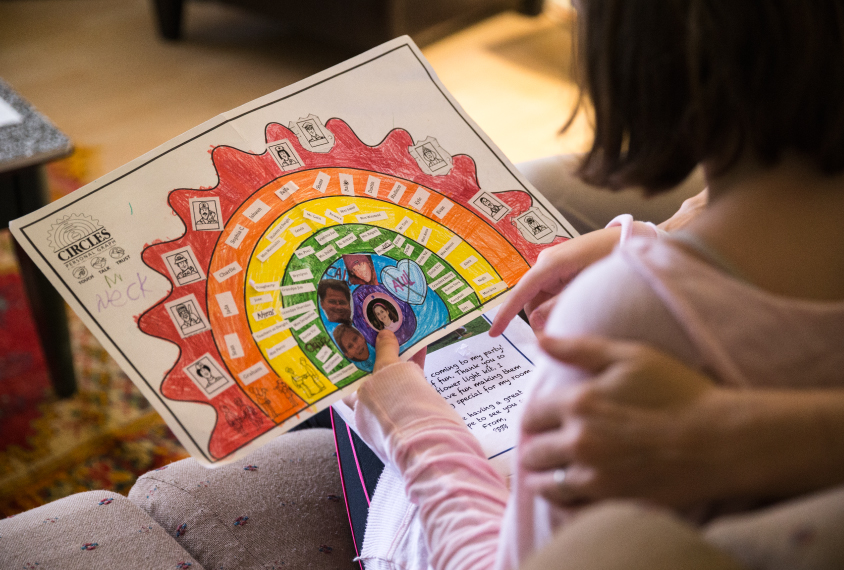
top-left (605, 213), bottom-right (666, 245)
top-left (355, 362), bottom-right (510, 570)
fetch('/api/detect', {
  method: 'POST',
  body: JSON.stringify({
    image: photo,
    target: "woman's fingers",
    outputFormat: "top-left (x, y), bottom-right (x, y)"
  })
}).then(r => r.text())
top-left (521, 391), bottom-right (568, 434)
top-left (538, 334), bottom-right (638, 375)
top-left (520, 429), bottom-right (575, 471)
top-left (489, 268), bottom-right (556, 336)
top-left (523, 465), bottom-right (591, 506)
top-left (373, 330), bottom-right (401, 373)
top-left (524, 293), bottom-right (560, 332)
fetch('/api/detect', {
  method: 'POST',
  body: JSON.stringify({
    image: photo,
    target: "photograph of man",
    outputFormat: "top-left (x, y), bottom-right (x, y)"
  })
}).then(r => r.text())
top-left (318, 279), bottom-right (352, 322)
top-left (343, 254), bottom-right (377, 286)
top-left (333, 323), bottom-right (370, 362)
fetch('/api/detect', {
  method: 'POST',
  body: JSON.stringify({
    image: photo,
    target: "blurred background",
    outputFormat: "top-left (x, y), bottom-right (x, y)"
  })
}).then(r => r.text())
top-left (0, 0), bottom-right (588, 515)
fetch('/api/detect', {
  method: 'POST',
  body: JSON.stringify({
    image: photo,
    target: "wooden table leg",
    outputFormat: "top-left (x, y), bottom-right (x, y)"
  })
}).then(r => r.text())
top-left (12, 239), bottom-right (77, 398)
top-left (2, 166), bottom-right (78, 398)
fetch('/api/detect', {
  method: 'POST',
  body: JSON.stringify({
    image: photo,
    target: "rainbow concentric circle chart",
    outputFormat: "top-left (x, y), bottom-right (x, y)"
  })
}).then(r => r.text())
top-left (140, 118), bottom-right (570, 460)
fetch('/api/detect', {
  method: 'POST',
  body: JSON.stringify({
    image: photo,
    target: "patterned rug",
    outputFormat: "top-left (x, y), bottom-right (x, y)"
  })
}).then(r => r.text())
top-left (0, 150), bottom-right (189, 517)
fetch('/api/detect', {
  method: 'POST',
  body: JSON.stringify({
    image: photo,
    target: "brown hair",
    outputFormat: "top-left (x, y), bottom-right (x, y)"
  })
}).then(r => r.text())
top-left (573, 1), bottom-right (844, 193)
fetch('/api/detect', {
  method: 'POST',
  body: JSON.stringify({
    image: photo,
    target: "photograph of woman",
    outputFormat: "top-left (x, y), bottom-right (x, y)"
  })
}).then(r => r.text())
top-left (366, 299), bottom-right (401, 332)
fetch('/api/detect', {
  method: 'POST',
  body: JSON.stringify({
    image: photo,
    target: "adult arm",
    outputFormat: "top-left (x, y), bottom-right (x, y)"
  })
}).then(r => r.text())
top-left (490, 190), bottom-right (708, 336)
top-left (520, 335), bottom-right (844, 508)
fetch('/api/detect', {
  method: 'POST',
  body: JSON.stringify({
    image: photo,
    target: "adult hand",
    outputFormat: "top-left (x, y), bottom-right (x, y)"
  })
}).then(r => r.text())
top-left (521, 334), bottom-right (844, 509)
top-left (520, 335), bottom-right (721, 509)
top-left (489, 226), bottom-right (621, 336)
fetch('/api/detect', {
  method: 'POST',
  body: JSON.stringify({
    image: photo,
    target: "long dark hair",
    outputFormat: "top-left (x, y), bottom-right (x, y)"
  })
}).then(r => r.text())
top-left (570, 1), bottom-right (844, 193)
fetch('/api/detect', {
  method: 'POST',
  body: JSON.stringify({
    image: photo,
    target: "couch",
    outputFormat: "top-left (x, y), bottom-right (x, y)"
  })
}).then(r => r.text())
top-left (152, 0), bottom-right (544, 50)
top-left (0, 429), bottom-right (358, 570)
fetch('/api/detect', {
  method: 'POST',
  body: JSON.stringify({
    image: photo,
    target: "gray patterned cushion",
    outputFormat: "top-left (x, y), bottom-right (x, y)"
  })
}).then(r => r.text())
top-left (128, 428), bottom-right (358, 569)
top-left (0, 490), bottom-right (203, 569)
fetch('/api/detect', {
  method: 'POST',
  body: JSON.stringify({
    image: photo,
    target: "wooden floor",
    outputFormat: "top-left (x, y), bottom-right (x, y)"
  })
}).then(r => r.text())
top-left (0, 0), bottom-right (589, 179)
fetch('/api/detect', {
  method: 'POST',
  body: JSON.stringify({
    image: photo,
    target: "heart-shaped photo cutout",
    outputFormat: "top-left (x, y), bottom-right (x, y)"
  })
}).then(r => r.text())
top-left (380, 259), bottom-right (426, 305)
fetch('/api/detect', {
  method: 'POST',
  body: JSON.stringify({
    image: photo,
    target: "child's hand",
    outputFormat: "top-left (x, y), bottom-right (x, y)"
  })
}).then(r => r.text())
top-left (344, 331), bottom-right (429, 410)
top-left (490, 226), bottom-right (621, 336)
top-left (372, 330), bottom-right (427, 373)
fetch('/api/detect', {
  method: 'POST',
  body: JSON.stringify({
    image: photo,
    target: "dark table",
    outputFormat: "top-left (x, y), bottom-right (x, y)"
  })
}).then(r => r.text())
top-left (0, 78), bottom-right (77, 398)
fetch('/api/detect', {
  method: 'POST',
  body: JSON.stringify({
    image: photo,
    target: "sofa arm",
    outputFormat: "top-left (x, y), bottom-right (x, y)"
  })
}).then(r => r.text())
top-left (0, 490), bottom-right (202, 569)
top-left (128, 428), bottom-right (357, 570)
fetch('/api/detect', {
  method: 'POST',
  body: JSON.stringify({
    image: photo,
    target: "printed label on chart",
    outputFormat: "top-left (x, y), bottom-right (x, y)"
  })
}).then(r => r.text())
top-left (374, 240), bottom-right (394, 255)
top-left (436, 236), bottom-right (461, 259)
top-left (356, 211), bottom-right (388, 223)
top-left (280, 283), bottom-right (316, 296)
top-left (460, 256), bottom-right (478, 269)
top-left (266, 337), bottom-right (297, 360)
top-left (337, 204), bottom-right (360, 215)
top-left (364, 176), bottom-right (380, 197)
top-left (387, 182), bottom-right (406, 203)
top-left (225, 224), bottom-right (249, 249)
top-left (330, 363), bottom-right (358, 384)
top-left (294, 246), bottom-right (315, 259)
top-left (448, 288), bottom-right (473, 304)
top-left (409, 188), bottom-right (430, 210)
top-left (243, 200), bottom-right (270, 223)
top-left (312, 172), bottom-right (330, 193)
top-left (279, 300), bottom-right (316, 319)
top-left (339, 173), bottom-right (355, 196)
top-left (275, 181), bottom-right (299, 201)
top-left (417, 226), bottom-right (432, 246)
top-left (316, 245), bottom-right (337, 262)
top-left (315, 228), bottom-right (339, 245)
top-left (249, 294), bottom-right (273, 305)
top-left (479, 282), bottom-right (507, 298)
top-left (433, 198), bottom-right (453, 219)
top-left (291, 311), bottom-right (318, 330)
top-left (252, 320), bottom-right (292, 342)
top-left (289, 223), bottom-right (311, 237)
top-left (224, 333), bottom-right (245, 358)
top-left (215, 291), bottom-right (239, 316)
top-left (325, 209), bottom-right (343, 223)
top-left (395, 216), bottom-right (413, 234)
top-left (290, 268), bottom-right (314, 282)
top-left (336, 233), bottom-right (357, 249)
top-left (266, 217), bottom-right (292, 242)
top-left (250, 281), bottom-right (280, 292)
top-left (316, 345), bottom-right (333, 363)
top-left (441, 280), bottom-right (463, 295)
top-left (239, 362), bottom-right (269, 385)
top-left (473, 273), bottom-right (493, 286)
top-left (300, 324), bottom-right (320, 342)
top-left (430, 272), bottom-right (455, 290)
top-left (257, 238), bottom-right (286, 262)
top-left (324, 352), bottom-right (343, 372)
top-left (303, 210), bottom-right (326, 225)
top-left (214, 261), bottom-right (242, 283)
top-left (360, 227), bottom-right (381, 241)
top-left (427, 262), bottom-right (444, 278)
